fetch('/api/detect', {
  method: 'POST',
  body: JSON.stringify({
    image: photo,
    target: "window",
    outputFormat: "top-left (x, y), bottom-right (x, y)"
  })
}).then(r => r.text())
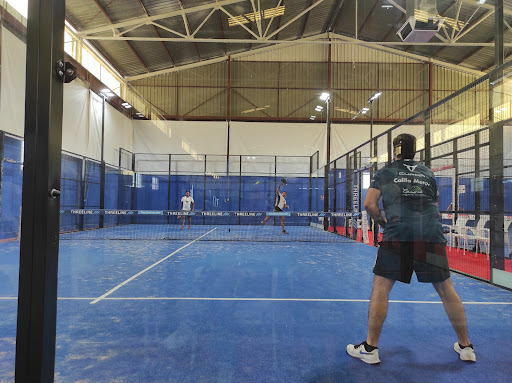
top-left (81, 48), bottom-right (121, 95)
top-left (5, 0), bottom-right (28, 18)
top-left (81, 48), bottom-right (101, 80)
top-left (64, 30), bottom-right (75, 57)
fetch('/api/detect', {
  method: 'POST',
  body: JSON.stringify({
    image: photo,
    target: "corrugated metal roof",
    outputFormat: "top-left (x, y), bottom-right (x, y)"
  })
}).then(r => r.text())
top-left (65, 0), bottom-right (512, 79)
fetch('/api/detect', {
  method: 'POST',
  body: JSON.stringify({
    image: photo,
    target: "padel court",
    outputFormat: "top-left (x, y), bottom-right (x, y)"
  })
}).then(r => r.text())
top-left (1, 224), bottom-right (512, 382)
top-left (3, 1), bottom-right (512, 382)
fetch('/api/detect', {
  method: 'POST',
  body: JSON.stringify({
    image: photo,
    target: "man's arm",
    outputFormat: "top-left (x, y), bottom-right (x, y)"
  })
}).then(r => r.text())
top-left (179, 199), bottom-right (183, 210)
top-left (276, 184), bottom-right (281, 194)
top-left (191, 200), bottom-right (195, 211)
top-left (363, 188), bottom-right (386, 227)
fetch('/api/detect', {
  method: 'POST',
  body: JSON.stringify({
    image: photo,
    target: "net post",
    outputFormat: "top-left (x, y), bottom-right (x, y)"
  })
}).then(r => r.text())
top-left (346, 153), bottom-right (353, 238)
top-left (489, 61), bottom-right (506, 276)
top-left (99, 161), bottom-right (105, 228)
top-left (0, 131), bottom-right (4, 225)
top-left (203, 155), bottom-right (207, 225)
top-left (238, 155), bottom-right (242, 225)
top-left (453, 139), bottom-right (459, 223)
top-left (323, 165), bottom-right (329, 231)
top-left (167, 154), bottom-right (171, 224)
top-left (79, 157), bottom-right (85, 231)
top-left (370, 137), bottom-right (379, 246)
top-left (474, 131), bottom-right (481, 223)
top-left (387, 131), bottom-right (392, 164)
top-left (332, 161), bottom-right (337, 233)
top-left (309, 153), bottom-right (313, 213)
top-left (424, 109), bottom-right (432, 168)
top-left (131, 153), bottom-right (136, 224)
top-left (351, 150), bottom-right (358, 241)
top-left (275, 156), bottom-right (277, 225)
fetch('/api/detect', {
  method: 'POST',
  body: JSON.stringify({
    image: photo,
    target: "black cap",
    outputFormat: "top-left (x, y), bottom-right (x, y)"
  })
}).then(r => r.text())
top-left (393, 133), bottom-right (416, 159)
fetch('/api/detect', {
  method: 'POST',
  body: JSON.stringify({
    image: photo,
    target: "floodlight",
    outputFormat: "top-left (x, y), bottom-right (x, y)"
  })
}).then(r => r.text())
top-left (319, 92), bottom-right (330, 101)
top-left (368, 92), bottom-right (382, 103)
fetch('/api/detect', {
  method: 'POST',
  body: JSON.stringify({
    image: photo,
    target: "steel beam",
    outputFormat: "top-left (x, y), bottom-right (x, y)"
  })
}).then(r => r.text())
top-left (489, 0), bottom-right (505, 278)
top-left (79, 0), bottom-right (246, 36)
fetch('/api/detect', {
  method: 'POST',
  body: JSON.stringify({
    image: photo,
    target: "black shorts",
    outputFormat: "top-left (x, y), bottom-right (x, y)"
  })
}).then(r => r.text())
top-left (273, 207), bottom-right (283, 212)
top-left (373, 241), bottom-right (450, 284)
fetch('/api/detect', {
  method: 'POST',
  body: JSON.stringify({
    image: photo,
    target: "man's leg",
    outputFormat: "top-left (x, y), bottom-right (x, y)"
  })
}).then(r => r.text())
top-left (432, 277), bottom-right (470, 346)
top-left (367, 275), bottom-right (396, 347)
top-left (188, 216), bottom-right (192, 229)
top-left (347, 274), bottom-right (395, 364)
top-left (181, 216), bottom-right (185, 229)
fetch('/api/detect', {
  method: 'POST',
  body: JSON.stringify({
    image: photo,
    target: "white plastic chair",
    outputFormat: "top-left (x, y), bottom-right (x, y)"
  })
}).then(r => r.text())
top-left (453, 214), bottom-right (471, 252)
top-left (472, 215), bottom-right (490, 259)
top-left (504, 216), bottom-right (512, 258)
top-left (441, 213), bottom-right (456, 248)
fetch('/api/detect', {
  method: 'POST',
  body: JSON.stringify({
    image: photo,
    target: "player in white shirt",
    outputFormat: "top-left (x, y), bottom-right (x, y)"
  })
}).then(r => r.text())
top-left (261, 184), bottom-right (289, 234)
top-left (179, 191), bottom-right (195, 229)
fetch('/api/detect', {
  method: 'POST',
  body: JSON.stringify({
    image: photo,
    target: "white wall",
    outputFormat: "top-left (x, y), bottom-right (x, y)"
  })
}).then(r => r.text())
top-left (131, 120), bottom-right (399, 168)
top-left (0, 24), bottom-right (405, 169)
top-left (0, 26), bottom-right (25, 137)
top-left (133, 120), bottom-right (228, 155)
top-left (229, 121), bottom-right (325, 160)
top-left (104, 99), bottom-right (133, 166)
top-left (331, 123), bottom-right (392, 160)
top-left (0, 25), bottom-right (133, 165)
top-left (62, 82), bottom-right (133, 165)
top-left (62, 81), bottom-right (92, 157)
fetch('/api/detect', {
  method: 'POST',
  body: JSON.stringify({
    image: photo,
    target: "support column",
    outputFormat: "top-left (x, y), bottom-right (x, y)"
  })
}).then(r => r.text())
top-left (0, 132), bottom-right (4, 221)
top-left (15, 0), bottom-right (65, 381)
top-left (167, 154), bottom-right (171, 224)
top-left (424, 110), bottom-right (432, 168)
top-left (495, 0), bottom-right (504, 68)
top-left (99, 95), bottom-right (106, 228)
top-left (489, 92), bottom-right (505, 274)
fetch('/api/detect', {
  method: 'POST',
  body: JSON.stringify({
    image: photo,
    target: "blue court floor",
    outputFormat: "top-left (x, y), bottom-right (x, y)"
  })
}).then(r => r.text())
top-left (1, 225), bottom-right (512, 382)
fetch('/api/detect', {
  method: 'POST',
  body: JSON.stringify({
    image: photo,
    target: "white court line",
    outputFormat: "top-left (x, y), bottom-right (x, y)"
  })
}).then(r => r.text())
top-left (90, 228), bottom-right (217, 305)
top-left (1, 296), bottom-right (511, 304)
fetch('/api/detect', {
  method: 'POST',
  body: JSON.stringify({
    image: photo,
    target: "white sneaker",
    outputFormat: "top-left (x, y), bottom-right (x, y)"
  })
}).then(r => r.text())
top-left (346, 342), bottom-right (380, 364)
top-left (454, 342), bottom-right (476, 362)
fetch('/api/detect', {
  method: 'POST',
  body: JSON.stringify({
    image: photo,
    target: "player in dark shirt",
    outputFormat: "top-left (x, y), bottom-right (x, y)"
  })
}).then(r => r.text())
top-left (347, 133), bottom-right (476, 364)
